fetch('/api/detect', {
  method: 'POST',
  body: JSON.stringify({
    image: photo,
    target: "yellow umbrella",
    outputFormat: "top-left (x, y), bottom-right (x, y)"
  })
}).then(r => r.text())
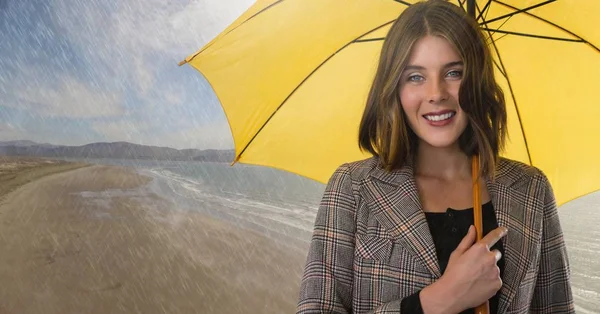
top-left (179, 0), bottom-right (600, 207)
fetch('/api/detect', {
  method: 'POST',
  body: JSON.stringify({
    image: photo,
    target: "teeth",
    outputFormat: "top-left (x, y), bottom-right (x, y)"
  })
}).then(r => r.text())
top-left (425, 112), bottom-right (455, 121)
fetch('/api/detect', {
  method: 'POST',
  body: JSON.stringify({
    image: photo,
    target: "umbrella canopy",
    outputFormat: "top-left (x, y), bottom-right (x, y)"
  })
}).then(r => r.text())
top-left (180, 0), bottom-right (600, 206)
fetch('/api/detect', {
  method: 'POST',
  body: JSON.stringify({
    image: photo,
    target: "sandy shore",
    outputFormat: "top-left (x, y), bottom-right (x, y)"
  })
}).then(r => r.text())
top-left (0, 159), bottom-right (308, 314)
top-left (0, 156), bottom-right (90, 202)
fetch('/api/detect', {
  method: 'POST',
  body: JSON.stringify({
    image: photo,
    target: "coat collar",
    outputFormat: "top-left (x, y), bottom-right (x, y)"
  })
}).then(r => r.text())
top-left (364, 157), bottom-right (532, 314)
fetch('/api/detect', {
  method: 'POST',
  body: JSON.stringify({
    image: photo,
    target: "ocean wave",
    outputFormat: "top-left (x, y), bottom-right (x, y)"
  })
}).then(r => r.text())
top-left (140, 167), bottom-right (318, 233)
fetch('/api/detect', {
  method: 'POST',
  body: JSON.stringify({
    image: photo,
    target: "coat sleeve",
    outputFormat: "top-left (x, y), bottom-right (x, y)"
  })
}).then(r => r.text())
top-left (530, 173), bottom-right (575, 313)
top-left (296, 164), bottom-right (420, 314)
top-left (296, 164), bottom-right (357, 313)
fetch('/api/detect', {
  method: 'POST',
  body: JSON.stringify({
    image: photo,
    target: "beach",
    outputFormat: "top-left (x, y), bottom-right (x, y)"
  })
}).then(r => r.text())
top-left (0, 158), bottom-right (308, 314)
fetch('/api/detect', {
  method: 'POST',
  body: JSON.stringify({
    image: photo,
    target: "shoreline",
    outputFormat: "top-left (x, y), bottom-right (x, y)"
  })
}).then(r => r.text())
top-left (0, 156), bottom-right (91, 203)
top-left (139, 166), bottom-right (313, 250)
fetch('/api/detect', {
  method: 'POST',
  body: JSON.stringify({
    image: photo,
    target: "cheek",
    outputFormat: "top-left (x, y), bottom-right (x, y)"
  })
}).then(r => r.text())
top-left (399, 87), bottom-right (421, 114)
top-left (449, 82), bottom-right (461, 101)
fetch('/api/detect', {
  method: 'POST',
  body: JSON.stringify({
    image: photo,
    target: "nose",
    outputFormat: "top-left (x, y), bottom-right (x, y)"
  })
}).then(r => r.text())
top-left (427, 79), bottom-right (449, 104)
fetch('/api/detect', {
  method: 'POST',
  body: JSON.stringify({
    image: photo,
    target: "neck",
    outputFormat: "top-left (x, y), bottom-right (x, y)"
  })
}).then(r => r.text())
top-left (414, 141), bottom-right (471, 181)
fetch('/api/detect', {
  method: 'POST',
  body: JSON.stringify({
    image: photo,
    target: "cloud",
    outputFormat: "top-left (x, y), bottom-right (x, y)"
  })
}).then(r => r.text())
top-left (163, 88), bottom-right (184, 107)
top-left (0, 122), bottom-right (25, 140)
top-left (6, 73), bottom-right (124, 118)
top-left (91, 120), bottom-right (148, 143)
top-left (178, 121), bottom-right (234, 150)
top-left (92, 119), bottom-right (233, 150)
top-left (0, 122), bottom-right (16, 132)
top-left (50, 0), bottom-right (255, 97)
top-left (1, 0), bottom-right (253, 149)
top-left (0, 119), bottom-right (96, 146)
top-left (169, 0), bottom-right (256, 52)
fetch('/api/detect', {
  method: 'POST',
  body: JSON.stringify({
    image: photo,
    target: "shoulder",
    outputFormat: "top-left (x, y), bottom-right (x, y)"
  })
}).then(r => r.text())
top-left (329, 156), bottom-right (380, 183)
top-left (497, 157), bottom-right (547, 181)
top-left (496, 157), bottom-right (553, 198)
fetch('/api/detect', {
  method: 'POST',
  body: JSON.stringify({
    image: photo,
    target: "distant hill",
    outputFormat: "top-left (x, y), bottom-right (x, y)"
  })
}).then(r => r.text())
top-left (0, 141), bottom-right (235, 163)
top-left (0, 140), bottom-right (59, 148)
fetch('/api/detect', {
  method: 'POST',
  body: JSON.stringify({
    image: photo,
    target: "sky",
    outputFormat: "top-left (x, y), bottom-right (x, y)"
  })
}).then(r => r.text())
top-left (0, 0), bottom-right (255, 150)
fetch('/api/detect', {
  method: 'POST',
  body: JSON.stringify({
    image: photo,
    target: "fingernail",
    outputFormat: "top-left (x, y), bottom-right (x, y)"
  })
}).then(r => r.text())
top-left (502, 227), bottom-right (508, 234)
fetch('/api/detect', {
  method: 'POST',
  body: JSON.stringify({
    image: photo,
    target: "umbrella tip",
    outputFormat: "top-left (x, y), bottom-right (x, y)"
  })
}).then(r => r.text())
top-left (229, 155), bottom-right (240, 167)
top-left (178, 59), bottom-right (187, 66)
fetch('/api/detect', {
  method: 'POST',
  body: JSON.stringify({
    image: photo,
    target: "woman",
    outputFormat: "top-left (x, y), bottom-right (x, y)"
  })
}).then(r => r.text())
top-left (296, 1), bottom-right (574, 313)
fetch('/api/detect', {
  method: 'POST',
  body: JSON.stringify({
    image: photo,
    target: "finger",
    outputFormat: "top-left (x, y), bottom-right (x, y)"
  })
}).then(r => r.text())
top-left (494, 276), bottom-right (503, 291)
top-left (481, 226), bottom-right (508, 249)
top-left (454, 225), bottom-right (476, 254)
top-left (492, 249), bottom-right (502, 262)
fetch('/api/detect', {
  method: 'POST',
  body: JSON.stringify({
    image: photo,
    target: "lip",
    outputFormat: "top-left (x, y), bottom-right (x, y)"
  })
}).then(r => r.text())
top-left (423, 109), bottom-right (456, 117)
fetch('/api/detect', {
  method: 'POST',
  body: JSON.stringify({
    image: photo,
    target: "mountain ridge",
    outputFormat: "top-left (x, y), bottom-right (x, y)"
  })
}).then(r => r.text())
top-left (0, 140), bottom-right (235, 162)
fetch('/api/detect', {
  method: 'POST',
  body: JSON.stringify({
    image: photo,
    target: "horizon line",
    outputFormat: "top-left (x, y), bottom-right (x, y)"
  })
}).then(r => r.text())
top-left (0, 139), bottom-right (234, 151)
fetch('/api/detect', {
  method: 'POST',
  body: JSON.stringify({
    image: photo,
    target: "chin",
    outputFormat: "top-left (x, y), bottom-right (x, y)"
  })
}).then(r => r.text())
top-left (419, 136), bottom-right (462, 149)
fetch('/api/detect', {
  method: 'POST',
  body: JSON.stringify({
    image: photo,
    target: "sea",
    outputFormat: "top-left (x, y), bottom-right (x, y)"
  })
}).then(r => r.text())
top-left (58, 157), bottom-right (600, 313)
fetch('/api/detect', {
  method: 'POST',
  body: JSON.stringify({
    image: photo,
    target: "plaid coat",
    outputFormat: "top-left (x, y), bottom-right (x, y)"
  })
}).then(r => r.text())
top-left (297, 157), bottom-right (574, 314)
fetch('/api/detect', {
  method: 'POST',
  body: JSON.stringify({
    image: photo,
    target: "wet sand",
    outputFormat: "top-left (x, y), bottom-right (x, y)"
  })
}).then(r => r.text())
top-left (0, 158), bottom-right (307, 313)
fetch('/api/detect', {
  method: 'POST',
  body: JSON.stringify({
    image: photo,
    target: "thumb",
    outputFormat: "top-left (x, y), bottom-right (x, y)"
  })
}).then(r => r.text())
top-left (454, 225), bottom-right (476, 255)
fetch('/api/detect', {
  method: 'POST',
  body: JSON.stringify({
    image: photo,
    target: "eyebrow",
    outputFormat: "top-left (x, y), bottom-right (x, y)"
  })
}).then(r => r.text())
top-left (404, 61), bottom-right (464, 71)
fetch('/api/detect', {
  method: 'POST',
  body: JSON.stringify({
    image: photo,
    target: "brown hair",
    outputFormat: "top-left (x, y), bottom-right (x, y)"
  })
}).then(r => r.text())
top-left (358, 0), bottom-right (507, 178)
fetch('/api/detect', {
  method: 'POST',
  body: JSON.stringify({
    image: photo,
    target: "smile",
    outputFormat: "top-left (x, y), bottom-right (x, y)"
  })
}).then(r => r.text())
top-left (423, 111), bottom-right (456, 122)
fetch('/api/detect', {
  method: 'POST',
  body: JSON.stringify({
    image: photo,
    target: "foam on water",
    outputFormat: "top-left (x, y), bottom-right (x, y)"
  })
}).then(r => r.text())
top-left (141, 167), bottom-right (319, 235)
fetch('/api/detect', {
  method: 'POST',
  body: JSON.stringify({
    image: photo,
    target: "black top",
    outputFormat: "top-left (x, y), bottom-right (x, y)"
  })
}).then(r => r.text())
top-left (400, 201), bottom-right (505, 313)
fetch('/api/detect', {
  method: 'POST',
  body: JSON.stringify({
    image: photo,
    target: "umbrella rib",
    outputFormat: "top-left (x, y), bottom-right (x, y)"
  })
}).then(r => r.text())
top-left (393, 0), bottom-right (412, 6)
top-left (484, 11), bottom-right (515, 40)
top-left (234, 19), bottom-right (400, 162)
top-left (491, 0), bottom-right (600, 53)
top-left (492, 60), bottom-right (506, 78)
top-left (480, 16), bottom-right (534, 166)
top-left (181, 0), bottom-right (285, 65)
top-left (493, 32), bottom-right (510, 43)
top-left (476, 0), bottom-right (493, 22)
top-left (481, 28), bottom-right (584, 43)
top-left (480, 0), bottom-right (556, 25)
top-left (355, 37), bottom-right (386, 43)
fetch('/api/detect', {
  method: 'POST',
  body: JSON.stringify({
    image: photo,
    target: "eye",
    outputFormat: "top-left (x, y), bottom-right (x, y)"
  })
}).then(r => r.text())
top-left (446, 70), bottom-right (463, 78)
top-left (407, 74), bottom-right (424, 82)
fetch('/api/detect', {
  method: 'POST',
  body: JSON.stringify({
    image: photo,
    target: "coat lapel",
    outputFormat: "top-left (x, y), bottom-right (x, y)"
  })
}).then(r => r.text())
top-left (364, 159), bottom-right (442, 279)
top-left (486, 159), bottom-right (537, 314)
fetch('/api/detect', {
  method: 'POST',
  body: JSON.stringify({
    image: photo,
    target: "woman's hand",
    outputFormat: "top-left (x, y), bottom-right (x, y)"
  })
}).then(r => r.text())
top-left (420, 225), bottom-right (507, 314)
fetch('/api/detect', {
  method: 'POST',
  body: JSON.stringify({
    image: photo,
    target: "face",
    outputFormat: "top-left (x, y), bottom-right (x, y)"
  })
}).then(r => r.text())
top-left (399, 35), bottom-right (468, 150)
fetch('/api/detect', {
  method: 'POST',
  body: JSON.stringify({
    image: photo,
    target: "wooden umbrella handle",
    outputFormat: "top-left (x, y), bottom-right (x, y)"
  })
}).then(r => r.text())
top-left (472, 155), bottom-right (490, 314)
